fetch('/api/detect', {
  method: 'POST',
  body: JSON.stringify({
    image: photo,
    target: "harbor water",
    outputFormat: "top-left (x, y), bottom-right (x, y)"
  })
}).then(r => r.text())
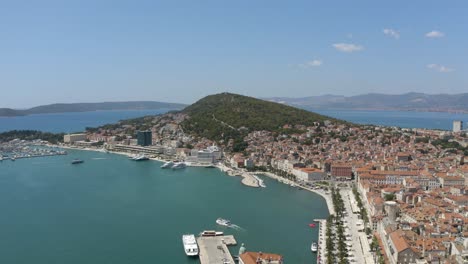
top-left (0, 149), bottom-right (329, 263)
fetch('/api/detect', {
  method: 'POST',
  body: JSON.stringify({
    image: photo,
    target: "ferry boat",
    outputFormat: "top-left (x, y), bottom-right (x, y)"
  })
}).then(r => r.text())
top-left (182, 234), bottom-right (199, 256)
top-left (216, 218), bottom-right (232, 227)
top-left (71, 159), bottom-right (84, 164)
top-left (311, 242), bottom-right (318, 252)
top-left (200, 230), bottom-right (224, 237)
top-left (172, 162), bottom-right (186, 169)
top-left (161, 161), bottom-right (174, 168)
top-left (132, 154), bottom-right (149, 161)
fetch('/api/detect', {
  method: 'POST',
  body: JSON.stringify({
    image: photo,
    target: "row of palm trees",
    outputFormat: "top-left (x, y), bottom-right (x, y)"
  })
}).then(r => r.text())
top-left (268, 167), bottom-right (297, 181)
top-left (353, 187), bottom-right (386, 264)
top-left (325, 188), bottom-right (349, 264)
top-left (352, 186), bottom-right (369, 225)
top-left (370, 236), bottom-right (386, 264)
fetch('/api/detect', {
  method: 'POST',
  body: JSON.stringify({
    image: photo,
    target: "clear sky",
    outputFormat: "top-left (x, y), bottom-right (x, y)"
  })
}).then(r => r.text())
top-left (1, 0), bottom-right (467, 108)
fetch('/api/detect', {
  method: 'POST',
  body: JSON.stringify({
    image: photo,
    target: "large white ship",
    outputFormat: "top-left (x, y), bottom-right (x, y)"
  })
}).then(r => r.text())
top-left (132, 154), bottom-right (149, 161)
top-left (172, 162), bottom-right (186, 169)
top-left (182, 234), bottom-right (199, 256)
top-left (161, 161), bottom-right (174, 168)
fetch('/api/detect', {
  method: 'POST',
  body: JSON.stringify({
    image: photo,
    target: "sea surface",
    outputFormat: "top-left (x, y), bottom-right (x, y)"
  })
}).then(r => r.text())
top-left (0, 109), bottom-right (170, 133)
top-left (2, 109), bottom-right (467, 133)
top-left (0, 150), bottom-right (328, 264)
top-left (312, 109), bottom-right (468, 130)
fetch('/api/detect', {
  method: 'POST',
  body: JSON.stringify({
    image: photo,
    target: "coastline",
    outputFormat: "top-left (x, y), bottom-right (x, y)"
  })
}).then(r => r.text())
top-left (49, 144), bottom-right (261, 187)
top-left (52, 144), bottom-right (333, 214)
top-left (216, 163), bottom-right (260, 188)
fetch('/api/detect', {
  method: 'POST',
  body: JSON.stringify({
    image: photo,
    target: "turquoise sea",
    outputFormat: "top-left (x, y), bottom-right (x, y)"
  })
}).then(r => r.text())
top-left (0, 150), bottom-right (328, 263)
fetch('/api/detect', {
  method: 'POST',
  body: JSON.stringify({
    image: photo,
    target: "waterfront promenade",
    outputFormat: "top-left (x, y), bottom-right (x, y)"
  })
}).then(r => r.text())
top-left (342, 188), bottom-right (374, 264)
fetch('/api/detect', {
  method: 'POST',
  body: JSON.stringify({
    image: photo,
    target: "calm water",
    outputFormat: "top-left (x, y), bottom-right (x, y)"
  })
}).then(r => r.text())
top-left (0, 150), bottom-right (328, 263)
top-left (1, 109), bottom-right (467, 133)
top-left (0, 109), bottom-right (170, 133)
top-left (313, 109), bottom-right (468, 130)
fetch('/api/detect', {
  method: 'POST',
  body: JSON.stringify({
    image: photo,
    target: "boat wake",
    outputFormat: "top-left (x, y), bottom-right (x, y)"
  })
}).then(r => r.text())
top-left (229, 224), bottom-right (245, 231)
top-left (92, 158), bottom-right (108, 160)
top-left (216, 218), bottom-right (245, 231)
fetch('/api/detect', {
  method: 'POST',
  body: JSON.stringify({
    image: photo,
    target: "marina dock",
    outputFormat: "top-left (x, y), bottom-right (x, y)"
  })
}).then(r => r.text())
top-left (197, 235), bottom-right (237, 264)
top-left (314, 219), bottom-right (327, 264)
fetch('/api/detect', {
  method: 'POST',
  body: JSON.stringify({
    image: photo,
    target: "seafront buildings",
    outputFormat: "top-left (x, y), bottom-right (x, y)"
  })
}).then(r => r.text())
top-left (454, 121), bottom-right (464, 133)
top-left (68, 113), bottom-right (468, 263)
top-left (137, 130), bottom-right (152, 146)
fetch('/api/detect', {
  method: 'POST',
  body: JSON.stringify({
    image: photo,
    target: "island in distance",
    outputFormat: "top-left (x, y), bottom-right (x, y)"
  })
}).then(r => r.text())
top-left (0, 101), bottom-right (187, 117)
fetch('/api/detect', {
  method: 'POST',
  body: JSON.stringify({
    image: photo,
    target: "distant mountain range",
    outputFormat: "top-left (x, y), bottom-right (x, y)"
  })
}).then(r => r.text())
top-left (0, 101), bottom-right (187, 117)
top-left (266, 92), bottom-right (468, 113)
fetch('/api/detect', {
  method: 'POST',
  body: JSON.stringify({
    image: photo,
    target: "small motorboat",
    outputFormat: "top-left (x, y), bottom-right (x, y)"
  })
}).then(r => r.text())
top-left (216, 218), bottom-right (232, 227)
top-left (311, 242), bottom-right (318, 252)
top-left (71, 159), bottom-right (84, 164)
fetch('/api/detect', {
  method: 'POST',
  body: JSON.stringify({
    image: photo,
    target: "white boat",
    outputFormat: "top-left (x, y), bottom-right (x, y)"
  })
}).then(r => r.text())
top-left (253, 175), bottom-right (266, 188)
top-left (311, 242), bottom-right (318, 252)
top-left (172, 162), bottom-right (186, 169)
top-left (161, 161), bottom-right (174, 168)
top-left (182, 234), bottom-right (199, 256)
top-left (216, 218), bottom-right (232, 227)
top-left (200, 230), bottom-right (224, 237)
top-left (133, 154), bottom-right (149, 161)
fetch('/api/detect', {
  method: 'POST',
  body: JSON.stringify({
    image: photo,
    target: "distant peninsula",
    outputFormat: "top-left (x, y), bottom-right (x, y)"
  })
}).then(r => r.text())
top-left (0, 101), bottom-right (187, 117)
top-left (265, 92), bottom-right (468, 113)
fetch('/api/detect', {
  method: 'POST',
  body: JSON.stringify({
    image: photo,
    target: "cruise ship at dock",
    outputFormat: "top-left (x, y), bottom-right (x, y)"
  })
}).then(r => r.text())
top-left (161, 161), bottom-right (174, 168)
top-left (132, 154), bottom-right (149, 161)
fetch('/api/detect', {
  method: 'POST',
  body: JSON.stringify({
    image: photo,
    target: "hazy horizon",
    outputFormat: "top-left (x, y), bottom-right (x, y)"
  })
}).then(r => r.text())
top-left (1, 1), bottom-right (467, 108)
top-left (4, 90), bottom-right (468, 110)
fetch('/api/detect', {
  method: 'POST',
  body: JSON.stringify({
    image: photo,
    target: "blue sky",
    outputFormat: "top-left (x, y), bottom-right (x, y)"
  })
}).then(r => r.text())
top-left (0, 1), bottom-right (467, 107)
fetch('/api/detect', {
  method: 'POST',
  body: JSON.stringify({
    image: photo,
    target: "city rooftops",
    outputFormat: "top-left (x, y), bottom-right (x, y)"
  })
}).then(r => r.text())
top-left (239, 251), bottom-right (283, 264)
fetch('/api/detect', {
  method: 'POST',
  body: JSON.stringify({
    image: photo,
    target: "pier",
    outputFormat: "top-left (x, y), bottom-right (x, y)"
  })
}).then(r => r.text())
top-left (314, 219), bottom-right (327, 264)
top-left (197, 235), bottom-right (237, 264)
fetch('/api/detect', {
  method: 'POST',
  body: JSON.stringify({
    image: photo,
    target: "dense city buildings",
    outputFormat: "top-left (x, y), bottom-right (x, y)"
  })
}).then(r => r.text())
top-left (77, 111), bottom-right (468, 264)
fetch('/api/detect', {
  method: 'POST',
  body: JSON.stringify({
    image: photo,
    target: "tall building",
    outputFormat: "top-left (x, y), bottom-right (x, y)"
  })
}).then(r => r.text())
top-left (64, 133), bottom-right (87, 143)
top-left (137, 131), bottom-right (152, 146)
top-left (453, 120), bottom-right (463, 133)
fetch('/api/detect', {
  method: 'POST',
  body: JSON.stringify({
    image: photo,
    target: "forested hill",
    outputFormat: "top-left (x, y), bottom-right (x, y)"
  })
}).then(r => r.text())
top-left (0, 101), bottom-right (186, 117)
top-left (181, 93), bottom-right (340, 141)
